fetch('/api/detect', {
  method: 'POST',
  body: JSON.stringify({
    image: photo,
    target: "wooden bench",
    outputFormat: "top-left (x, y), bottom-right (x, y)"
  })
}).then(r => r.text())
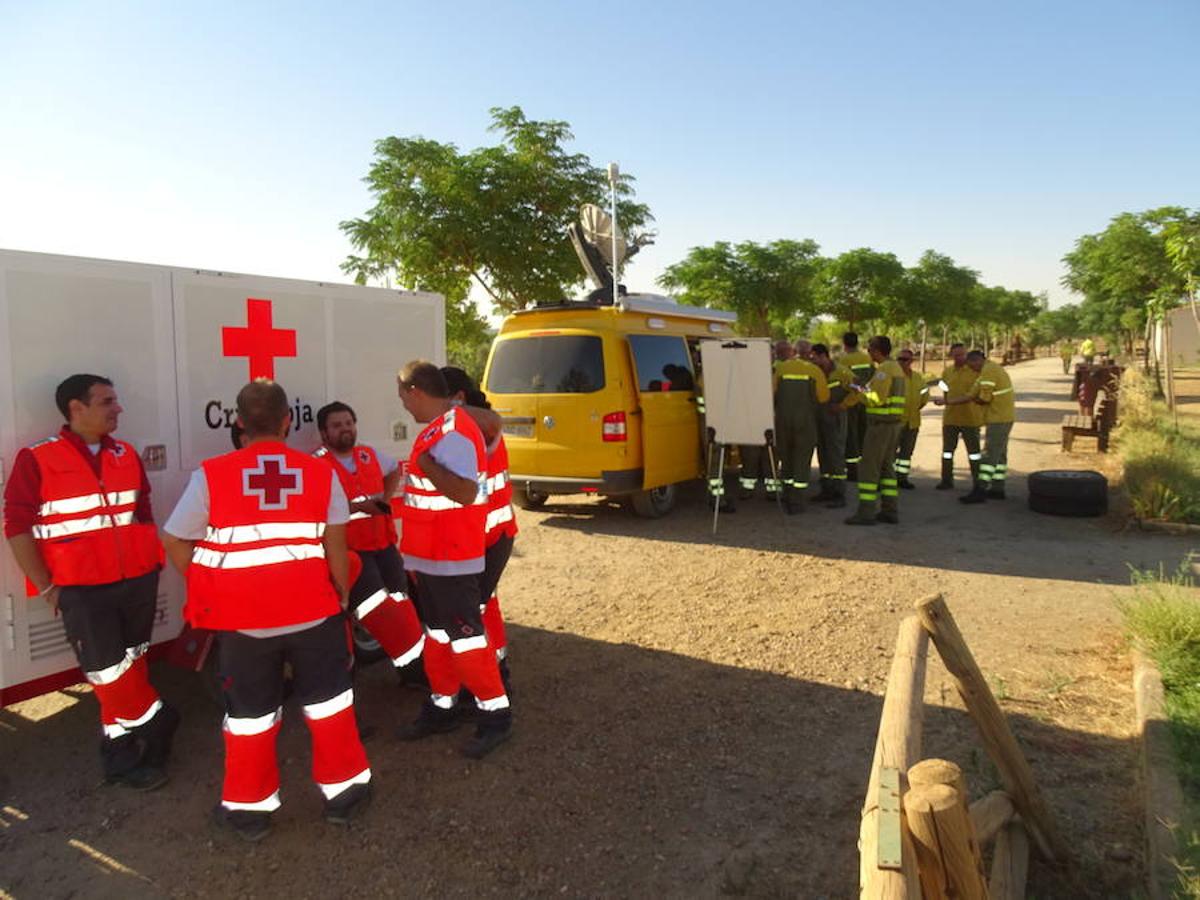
top-left (1062, 395), bottom-right (1118, 452)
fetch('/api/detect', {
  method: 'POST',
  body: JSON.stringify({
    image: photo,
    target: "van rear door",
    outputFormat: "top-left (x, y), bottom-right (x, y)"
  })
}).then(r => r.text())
top-left (628, 334), bottom-right (702, 488)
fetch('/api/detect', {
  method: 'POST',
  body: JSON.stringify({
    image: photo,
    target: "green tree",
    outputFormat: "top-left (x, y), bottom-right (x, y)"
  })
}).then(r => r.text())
top-left (1062, 207), bottom-right (1195, 354)
top-left (340, 106), bottom-right (654, 366)
top-left (1162, 213), bottom-right (1200, 332)
top-left (812, 248), bottom-right (906, 330)
top-left (659, 239), bottom-right (824, 337)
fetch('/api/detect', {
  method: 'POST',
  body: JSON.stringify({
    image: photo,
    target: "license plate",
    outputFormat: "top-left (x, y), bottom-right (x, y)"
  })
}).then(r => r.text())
top-left (503, 423), bottom-right (534, 438)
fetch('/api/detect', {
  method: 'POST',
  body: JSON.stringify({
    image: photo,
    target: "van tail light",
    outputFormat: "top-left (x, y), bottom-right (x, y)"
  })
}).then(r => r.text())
top-left (602, 411), bottom-right (627, 442)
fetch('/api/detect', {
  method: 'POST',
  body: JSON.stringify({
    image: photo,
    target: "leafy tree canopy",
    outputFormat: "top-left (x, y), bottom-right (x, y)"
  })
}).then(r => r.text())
top-left (658, 239), bottom-right (824, 337)
top-left (340, 106), bottom-right (652, 314)
top-left (812, 248), bottom-right (906, 330)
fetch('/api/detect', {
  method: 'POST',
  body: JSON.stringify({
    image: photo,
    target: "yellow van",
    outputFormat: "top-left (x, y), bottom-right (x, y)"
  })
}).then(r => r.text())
top-left (482, 293), bottom-right (737, 516)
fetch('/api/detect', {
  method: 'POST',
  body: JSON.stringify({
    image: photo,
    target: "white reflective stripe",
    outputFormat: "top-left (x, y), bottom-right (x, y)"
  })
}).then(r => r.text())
top-left (391, 634), bottom-right (425, 668)
top-left (405, 493), bottom-right (481, 511)
top-left (33, 511), bottom-right (134, 539)
top-left (485, 506), bottom-right (515, 532)
top-left (317, 767), bottom-right (371, 800)
top-left (355, 590), bottom-right (388, 620)
top-left (968, 453), bottom-right (983, 461)
top-left (451, 635), bottom-right (489, 654)
top-left (224, 708), bottom-right (282, 736)
top-left (942, 452), bottom-right (954, 459)
top-left (475, 694), bottom-right (510, 712)
top-left (192, 543), bottom-right (325, 570)
top-left (424, 627), bottom-right (451, 644)
top-left (407, 475), bottom-right (436, 491)
top-left (389, 591), bottom-right (410, 605)
top-left (204, 522), bottom-right (325, 544)
top-left (431, 693), bottom-right (457, 709)
top-left (126, 641), bottom-right (149, 661)
top-left (992, 387), bottom-right (1013, 395)
top-left (102, 722), bottom-right (130, 739)
top-left (486, 472), bottom-right (509, 492)
top-left (978, 380), bottom-right (996, 386)
top-left (496, 645), bottom-right (508, 661)
top-left (115, 698), bottom-right (162, 730)
top-left (39, 492), bottom-right (105, 516)
top-left (86, 653), bottom-right (137, 686)
top-left (303, 688), bottom-right (354, 721)
top-left (350, 495), bottom-right (370, 503)
top-left (223, 791), bottom-right (282, 813)
top-left (348, 511), bottom-right (372, 521)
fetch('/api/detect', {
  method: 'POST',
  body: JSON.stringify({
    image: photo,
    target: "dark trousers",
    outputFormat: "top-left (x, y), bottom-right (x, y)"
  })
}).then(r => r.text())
top-left (895, 426), bottom-right (919, 481)
top-left (846, 405), bottom-right (866, 466)
top-left (816, 408), bottom-right (848, 497)
top-left (940, 424), bottom-right (981, 485)
top-left (59, 570), bottom-right (174, 777)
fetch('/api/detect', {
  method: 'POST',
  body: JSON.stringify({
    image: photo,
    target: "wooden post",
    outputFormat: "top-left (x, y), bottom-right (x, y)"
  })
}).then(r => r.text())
top-left (904, 783), bottom-right (989, 900)
top-left (860, 616), bottom-right (928, 898)
top-left (915, 593), bottom-right (1068, 863)
top-left (989, 822), bottom-right (1030, 900)
top-left (908, 758), bottom-right (985, 876)
top-left (968, 790), bottom-right (1015, 846)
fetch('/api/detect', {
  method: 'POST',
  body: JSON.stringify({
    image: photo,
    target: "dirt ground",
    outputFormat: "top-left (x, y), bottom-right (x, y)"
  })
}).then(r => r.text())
top-left (1, 355), bottom-right (1196, 899)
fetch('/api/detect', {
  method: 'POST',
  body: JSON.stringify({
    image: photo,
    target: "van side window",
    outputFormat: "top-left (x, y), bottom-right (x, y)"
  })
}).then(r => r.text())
top-left (486, 335), bottom-right (605, 394)
top-left (628, 335), bottom-right (695, 392)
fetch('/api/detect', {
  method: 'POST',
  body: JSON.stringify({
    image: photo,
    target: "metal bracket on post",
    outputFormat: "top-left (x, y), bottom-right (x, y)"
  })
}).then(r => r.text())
top-left (877, 766), bottom-right (903, 870)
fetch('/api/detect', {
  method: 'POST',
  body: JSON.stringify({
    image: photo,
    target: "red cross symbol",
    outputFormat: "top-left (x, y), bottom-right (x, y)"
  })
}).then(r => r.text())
top-left (242, 455), bottom-right (303, 510)
top-left (222, 298), bottom-right (297, 381)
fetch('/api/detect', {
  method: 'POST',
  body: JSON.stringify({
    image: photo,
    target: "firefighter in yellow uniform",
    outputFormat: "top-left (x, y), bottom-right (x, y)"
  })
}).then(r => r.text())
top-left (957, 351), bottom-right (1015, 503)
top-left (772, 344), bottom-right (829, 514)
top-left (894, 349), bottom-right (929, 489)
top-left (937, 343), bottom-right (984, 491)
top-left (811, 344), bottom-right (857, 508)
top-left (839, 332), bottom-right (873, 481)
top-left (846, 336), bottom-right (907, 526)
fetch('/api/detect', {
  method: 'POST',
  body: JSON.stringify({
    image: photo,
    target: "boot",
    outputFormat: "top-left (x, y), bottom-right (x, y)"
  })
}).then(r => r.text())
top-left (811, 478), bottom-right (835, 502)
top-left (845, 512), bottom-right (878, 526)
top-left (959, 483), bottom-right (988, 504)
top-left (898, 477), bottom-right (915, 490)
top-left (877, 498), bottom-right (899, 524)
top-left (846, 462), bottom-right (859, 483)
top-left (936, 457), bottom-right (953, 490)
top-left (986, 483), bottom-right (1006, 500)
top-left (396, 700), bottom-right (463, 740)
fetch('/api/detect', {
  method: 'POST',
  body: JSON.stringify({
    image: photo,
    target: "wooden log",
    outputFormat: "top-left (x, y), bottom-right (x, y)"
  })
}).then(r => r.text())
top-left (989, 821), bottom-right (1030, 900)
top-left (904, 783), bottom-right (989, 900)
top-left (908, 758), bottom-right (985, 878)
top-left (859, 616), bottom-right (928, 898)
top-left (915, 593), bottom-right (1069, 864)
top-left (969, 790), bottom-right (1015, 847)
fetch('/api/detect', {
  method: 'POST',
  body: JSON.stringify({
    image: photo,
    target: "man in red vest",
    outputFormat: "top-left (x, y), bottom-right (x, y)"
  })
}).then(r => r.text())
top-left (162, 380), bottom-right (371, 841)
top-left (313, 401), bottom-right (425, 686)
top-left (3, 374), bottom-right (178, 790)
top-left (440, 367), bottom-right (514, 685)
top-left (396, 361), bottom-right (511, 759)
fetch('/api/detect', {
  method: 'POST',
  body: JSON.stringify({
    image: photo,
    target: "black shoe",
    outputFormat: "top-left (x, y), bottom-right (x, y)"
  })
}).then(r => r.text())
top-left (824, 496), bottom-right (847, 509)
top-left (959, 488), bottom-right (987, 505)
top-left (876, 511), bottom-right (900, 524)
top-left (785, 502), bottom-right (804, 515)
top-left (396, 704), bottom-right (462, 741)
top-left (898, 478), bottom-right (915, 491)
top-left (108, 765), bottom-right (169, 792)
top-left (811, 488), bottom-right (834, 502)
top-left (212, 804), bottom-right (272, 843)
top-left (324, 782), bottom-right (372, 825)
top-left (462, 724), bottom-right (512, 760)
top-left (986, 486), bottom-right (1006, 500)
top-left (139, 704), bottom-right (180, 769)
top-left (844, 514), bottom-right (878, 526)
top-left (935, 481), bottom-right (954, 491)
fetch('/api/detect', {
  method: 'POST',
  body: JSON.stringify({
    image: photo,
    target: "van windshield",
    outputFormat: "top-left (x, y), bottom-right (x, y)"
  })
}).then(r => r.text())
top-left (486, 335), bottom-right (605, 394)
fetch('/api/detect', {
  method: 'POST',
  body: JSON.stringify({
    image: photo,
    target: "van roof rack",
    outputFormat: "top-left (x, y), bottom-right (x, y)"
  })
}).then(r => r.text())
top-left (516, 292), bottom-right (736, 324)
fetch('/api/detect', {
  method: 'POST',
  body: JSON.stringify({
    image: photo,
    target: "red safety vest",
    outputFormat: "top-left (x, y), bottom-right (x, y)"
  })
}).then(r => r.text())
top-left (401, 408), bottom-right (487, 566)
top-left (30, 436), bottom-right (161, 586)
top-left (313, 445), bottom-right (397, 551)
top-left (485, 436), bottom-right (518, 546)
top-left (185, 442), bottom-right (340, 630)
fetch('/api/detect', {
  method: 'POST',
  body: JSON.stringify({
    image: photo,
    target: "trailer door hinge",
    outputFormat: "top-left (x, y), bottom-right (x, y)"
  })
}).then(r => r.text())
top-left (4, 593), bottom-right (15, 651)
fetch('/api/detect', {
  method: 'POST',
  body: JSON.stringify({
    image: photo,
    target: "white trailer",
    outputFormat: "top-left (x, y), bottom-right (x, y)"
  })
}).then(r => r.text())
top-left (0, 249), bottom-right (444, 705)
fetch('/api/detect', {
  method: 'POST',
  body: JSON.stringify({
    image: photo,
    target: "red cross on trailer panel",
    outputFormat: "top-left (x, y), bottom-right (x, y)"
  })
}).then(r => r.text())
top-left (222, 298), bottom-right (297, 380)
top-left (243, 455), bottom-right (303, 510)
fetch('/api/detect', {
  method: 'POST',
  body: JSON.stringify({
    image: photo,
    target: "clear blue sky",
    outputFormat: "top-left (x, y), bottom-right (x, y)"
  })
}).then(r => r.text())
top-left (2, 1), bottom-right (1197, 316)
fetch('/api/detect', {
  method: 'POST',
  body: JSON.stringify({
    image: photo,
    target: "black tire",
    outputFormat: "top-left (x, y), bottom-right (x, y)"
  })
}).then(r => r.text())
top-left (1027, 469), bottom-right (1108, 517)
top-left (629, 483), bottom-right (678, 518)
top-left (351, 619), bottom-right (388, 667)
top-left (512, 485), bottom-right (549, 510)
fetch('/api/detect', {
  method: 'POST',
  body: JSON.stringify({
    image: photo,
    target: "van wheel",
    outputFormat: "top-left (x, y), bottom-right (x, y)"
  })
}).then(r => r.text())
top-left (352, 620), bottom-right (388, 667)
top-left (513, 486), bottom-right (549, 510)
top-left (630, 483), bottom-right (677, 518)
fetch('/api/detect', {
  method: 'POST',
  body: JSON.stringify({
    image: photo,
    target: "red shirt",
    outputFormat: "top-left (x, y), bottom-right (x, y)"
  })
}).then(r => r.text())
top-left (3, 426), bottom-right (154, 538)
